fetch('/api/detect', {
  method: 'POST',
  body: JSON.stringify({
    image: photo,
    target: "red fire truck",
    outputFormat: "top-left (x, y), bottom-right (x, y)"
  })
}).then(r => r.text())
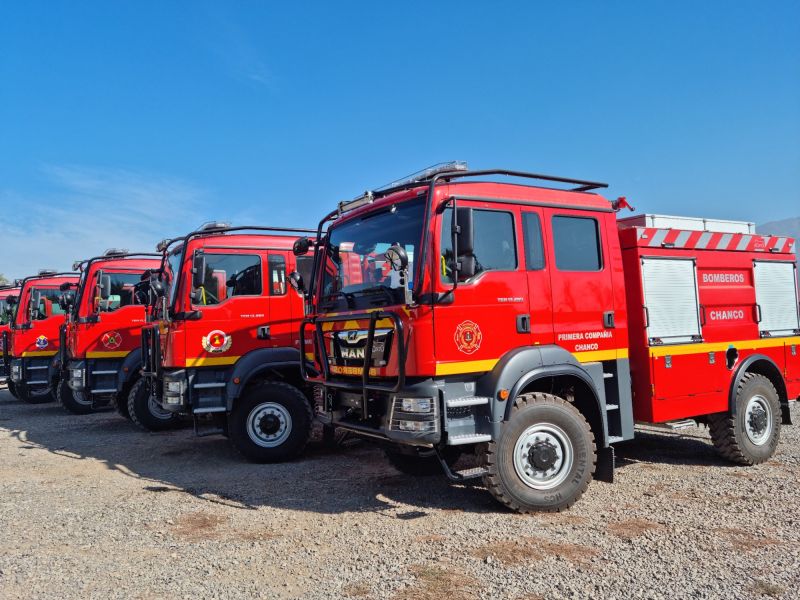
top-left (58, 250), bottom-right (164, 418)
top-left (7, 271), bottom-right (80, 402)
top-left (1, 283), bottom-right (22, 384)
top-left (296, 162), bottom-right (800, 512)
top-left (139, 223), bottom-right (316, 460)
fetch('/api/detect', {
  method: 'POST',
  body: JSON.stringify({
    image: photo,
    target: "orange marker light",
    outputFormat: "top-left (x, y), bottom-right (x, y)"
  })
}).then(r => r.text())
top-left (233, 377), bottom-right (241, 385)
top-left (498, 389), bottom-right (510, 401)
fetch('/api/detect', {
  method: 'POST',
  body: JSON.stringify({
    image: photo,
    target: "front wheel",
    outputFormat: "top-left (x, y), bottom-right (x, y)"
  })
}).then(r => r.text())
top-left (480, 392), bottom-right (596, 513)
top-left (57, 378), bottom-right (94, 415)
top-left (127, 378), bottom-right (179, 431)
top-left (7, 381), bottom-right (20, 399)
top-left (18, 383), bottom-right (55, 404)
top-left (708, 373), bottom-right (781, 465)
top-left (228, 381), bottom-right (312, 463)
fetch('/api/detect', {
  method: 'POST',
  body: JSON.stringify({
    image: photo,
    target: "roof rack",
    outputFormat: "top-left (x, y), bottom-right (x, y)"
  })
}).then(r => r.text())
top-left (337, 163), bottom-right (608, 217)
top-left (72, 252), bottom-right (161, 272)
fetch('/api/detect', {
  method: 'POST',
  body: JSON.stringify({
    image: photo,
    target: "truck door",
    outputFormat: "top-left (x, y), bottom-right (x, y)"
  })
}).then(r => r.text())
top-left (187, 250), bottom-right (268, 365)
top-left (263, 252), bottom-right (295, 349)
top-left (543, 210), bottom-right (617, 361)
top-left (521, 209), bottom-right (555, 345)
top-left (434, 202), bottom-right (533, 372)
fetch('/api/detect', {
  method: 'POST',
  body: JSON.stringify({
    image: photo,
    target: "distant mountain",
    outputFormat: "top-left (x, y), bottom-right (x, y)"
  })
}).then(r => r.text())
top-left (758, 217), bottom-right (800, 239)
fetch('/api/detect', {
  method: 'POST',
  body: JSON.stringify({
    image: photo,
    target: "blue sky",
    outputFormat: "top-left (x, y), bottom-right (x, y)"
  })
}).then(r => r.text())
top-left (1, 1), bottom-right (798, 279)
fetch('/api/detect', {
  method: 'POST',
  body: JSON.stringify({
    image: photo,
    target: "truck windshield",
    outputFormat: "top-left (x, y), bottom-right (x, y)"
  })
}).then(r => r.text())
top-left (0, 299), bottom-right (11, 325)
top-left (321, 197), bottom-right (425, 310)
top-left (16, 286), bottom-right (65, 326)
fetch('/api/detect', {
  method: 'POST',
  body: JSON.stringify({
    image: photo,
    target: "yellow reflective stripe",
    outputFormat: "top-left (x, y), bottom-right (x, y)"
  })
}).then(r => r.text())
top-left (648, 336), bottom-right (800, 358)
top-left (573, 348), bottom-right (629, 363)
top-left (86, 351), bottom-right (129, 359)
top-left (21, 351), bottom-right (57, 357)
top-left (434, 348), bottom-right (630, 376)
top-left (185, 356), bottom-right (240, 367)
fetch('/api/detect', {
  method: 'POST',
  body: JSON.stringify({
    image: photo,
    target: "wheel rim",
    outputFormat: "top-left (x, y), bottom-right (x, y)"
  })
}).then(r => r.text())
top-left (246, 402), bottom-right (292, 448)
top-left (513, 423), bottom-right (574, 490)
top-left (148, 393), bottom-right (173, 421)
top-left (744, 394), bottom-right (772, 446)
top-left (73, 390), bottom-right (91, 406)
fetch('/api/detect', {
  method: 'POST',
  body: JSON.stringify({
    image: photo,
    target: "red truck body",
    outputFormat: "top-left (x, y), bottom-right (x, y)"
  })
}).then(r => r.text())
top-left (137, 224), bottom-right (317, 459)
top-left (299, 164), bottom-right (800, 512)
top-left (60, 253), bottom-right (162, 415)
top-left (8, 272), bottom-right (80, 402)
top-left (619, 223), bottom-right (800, 423)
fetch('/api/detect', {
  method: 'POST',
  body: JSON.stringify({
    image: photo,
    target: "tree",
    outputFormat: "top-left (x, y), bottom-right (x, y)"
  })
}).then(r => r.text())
top-left (0, 273), bottom-right (9, 286)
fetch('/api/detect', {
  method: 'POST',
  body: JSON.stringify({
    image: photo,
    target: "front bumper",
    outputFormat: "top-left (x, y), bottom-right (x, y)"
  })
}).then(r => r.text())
top-left (318, 377), bottom-right (496, 448)
top-left (159, 367), bottom-right (230, 415)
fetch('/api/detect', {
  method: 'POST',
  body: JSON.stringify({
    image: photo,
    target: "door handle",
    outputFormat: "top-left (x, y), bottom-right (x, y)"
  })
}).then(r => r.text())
top-left (603, 311), bottom-right (615, 329)
top-left (257, 325), bottom-right (271, 340)
top-left (516, 314), bottom-right (530, 334)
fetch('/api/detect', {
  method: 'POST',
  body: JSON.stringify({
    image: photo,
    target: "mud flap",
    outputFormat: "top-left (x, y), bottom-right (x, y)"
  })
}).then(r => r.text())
top-left (594, 446), bottom-right (615, 483)
top-left (781, 402), bottom-right (792, 426)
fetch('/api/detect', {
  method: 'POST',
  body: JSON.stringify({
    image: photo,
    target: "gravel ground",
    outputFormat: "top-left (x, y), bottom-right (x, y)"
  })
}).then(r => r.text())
top-left (1, 387), bottom-right (798, 600)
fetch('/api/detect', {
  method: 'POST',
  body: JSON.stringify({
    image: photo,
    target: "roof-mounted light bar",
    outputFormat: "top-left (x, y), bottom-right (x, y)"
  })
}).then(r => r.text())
top-left (37, 269), bottom-right (57, 276)
top-left (376, 161), bottom-right (468, 192)
top-left (199, 221), bottom-right (232, 232)
top-left (104, 248), bottom-right (130, 257)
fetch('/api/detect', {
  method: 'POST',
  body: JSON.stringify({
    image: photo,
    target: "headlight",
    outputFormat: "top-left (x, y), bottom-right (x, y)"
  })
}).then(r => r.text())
top-left (166, 380), bottom-right (183, 393)
top-left (399, 397), bottom-right (434, 414)
top-left (70, 369), bottom-right (83, 379)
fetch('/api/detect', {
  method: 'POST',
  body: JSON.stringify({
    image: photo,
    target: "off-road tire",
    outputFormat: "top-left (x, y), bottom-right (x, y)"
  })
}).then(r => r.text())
top-left (18, 383), bottom-right (55, 404)
top-left (385, 446), bottom-right (461, 476)
top-left (708, 373), bottom-right (781, 465)
top-left (127, 377), bottom-right (179, 431)
top-left (56, 378), bottom-right (94, 415)
top-left (228, 381), bottom-right (312, 463)
top-left (7, 381), bottom-right (20, 399)
top-left (479, 392), bottom-right (596, 513)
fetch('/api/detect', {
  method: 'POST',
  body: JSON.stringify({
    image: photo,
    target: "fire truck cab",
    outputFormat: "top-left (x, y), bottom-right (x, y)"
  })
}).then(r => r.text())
top-left (8, 270), bottom-right (80, 403)
top-left (58, 250), bottom-right (163, 418)
top-left (139, 223), bottom-right (316, 461)
top-left (1, 283), bottom-right (22, 384)
top-left (298, 163), bottom-right (800, 512)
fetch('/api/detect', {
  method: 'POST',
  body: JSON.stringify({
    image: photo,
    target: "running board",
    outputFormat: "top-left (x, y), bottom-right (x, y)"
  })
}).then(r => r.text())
top-left (192, 415), bottom-right (225, 437)
top-left (447, 433), bottom-right (492, 446)
top-left (648, 419), bottom-right (697, 431)
top-left (435, 449), bottom-right (487, 482)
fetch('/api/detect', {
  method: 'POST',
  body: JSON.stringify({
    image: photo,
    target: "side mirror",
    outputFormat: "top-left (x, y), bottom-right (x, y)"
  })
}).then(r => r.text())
top-left (293, 237), bottom-right (313, 256)
top-left (288, 271), bottom-right (305, 293)
top-left (58, 292), bottom-right (75, 312)
top-left (98, 273), bottom-right (112, 300)
top-left (385, 244), bottom-right (409, 272)
top-left (29, 290), bottom-right (42, 320)
top-left (192, 252), bottom-right (207, 288)
top-left (453, 207), bottom-right (476, 281)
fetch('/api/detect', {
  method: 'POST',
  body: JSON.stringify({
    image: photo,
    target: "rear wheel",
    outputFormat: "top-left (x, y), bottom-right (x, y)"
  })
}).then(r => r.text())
top-left (228, 381), bottom-right (312, 463)
top-left (385, 446), bottom-right (461, 476)
top-left (57, 378), bottom-right (94, 415)
top-left (127, 378), bottom-right (179, 431)
top-left (480, 392), bottom-right (596, 513)
top-left (709, 373), bottom-right (781, 465)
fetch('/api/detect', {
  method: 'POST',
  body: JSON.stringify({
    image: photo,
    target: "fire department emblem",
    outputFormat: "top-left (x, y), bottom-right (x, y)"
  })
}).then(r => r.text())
top-left (102, 331), bottom-right (122, 350)
top-left (202, 329), bottom-right (232, 354)
top-left (454, 320), bottom-right (482, 355)
top-left (35, 335), bottom-right (49, 350)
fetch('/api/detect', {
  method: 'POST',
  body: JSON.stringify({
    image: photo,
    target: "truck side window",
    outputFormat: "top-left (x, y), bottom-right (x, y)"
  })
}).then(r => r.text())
top-left (268, 255), bottom-right (287, 296)
top-left (194, 254), bottom-right (262, 305)
top-left (98, 272), bottom-right (145, 312)
top-left (522, 212), bottom-right (545, 270)
top-left (295, 256), bottom-right (314, 293)
top-left (441, 208), bottom-right (517, 282)
top-left (552, 216), bottom-right (602, 271)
